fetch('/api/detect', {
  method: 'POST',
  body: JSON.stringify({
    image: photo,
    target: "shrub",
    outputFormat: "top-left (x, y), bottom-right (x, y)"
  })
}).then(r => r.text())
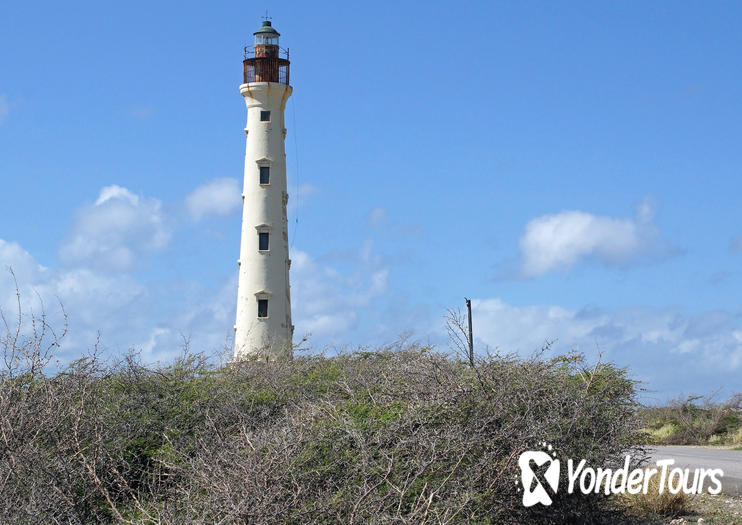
top-left (0, 303), bottom-right (644, 523)
top-left (619, 470), bottom-right (692, 518)
top-left (639, 394), bottom-right (742, 445)
top-left (0, 341), bottom-right (646, 524)
top-left (644, 422), bottom-right (683, 444)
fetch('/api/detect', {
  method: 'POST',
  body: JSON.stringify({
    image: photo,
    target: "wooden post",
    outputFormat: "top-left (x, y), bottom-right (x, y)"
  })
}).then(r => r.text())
top-left (465, 298), bottom-right (473, 365)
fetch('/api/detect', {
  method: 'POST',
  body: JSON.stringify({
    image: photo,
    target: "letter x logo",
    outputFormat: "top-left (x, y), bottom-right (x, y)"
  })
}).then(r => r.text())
top-left (519, 450), bottom-right (560, 507)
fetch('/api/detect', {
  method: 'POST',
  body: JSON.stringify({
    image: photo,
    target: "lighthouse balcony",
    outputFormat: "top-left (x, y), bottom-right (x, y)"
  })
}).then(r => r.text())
top-left (243, 48), bottom-right (290, 85)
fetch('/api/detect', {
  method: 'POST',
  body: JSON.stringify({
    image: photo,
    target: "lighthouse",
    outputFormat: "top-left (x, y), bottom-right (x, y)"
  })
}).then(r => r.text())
top-left (234, 19), bottom-right (293, 359)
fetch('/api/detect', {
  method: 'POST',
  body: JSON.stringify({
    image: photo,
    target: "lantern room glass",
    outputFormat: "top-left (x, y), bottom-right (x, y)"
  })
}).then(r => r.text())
top-left (255, 34), bottom-right (279, 46)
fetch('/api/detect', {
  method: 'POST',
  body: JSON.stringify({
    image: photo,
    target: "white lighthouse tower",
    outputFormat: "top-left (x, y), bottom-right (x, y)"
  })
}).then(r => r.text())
top-left (234, 19), bottom-right (293, 359)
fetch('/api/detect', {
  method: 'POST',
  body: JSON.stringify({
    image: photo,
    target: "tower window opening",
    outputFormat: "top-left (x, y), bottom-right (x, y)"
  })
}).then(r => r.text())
top-left (257, 299), bottom-right (268, 318)
top-left (258, 232), bottom-right (270, 251)
top-left (259, 166), bottom-right (270, 184)
top-left (260, 110), bottom-right (271, 122)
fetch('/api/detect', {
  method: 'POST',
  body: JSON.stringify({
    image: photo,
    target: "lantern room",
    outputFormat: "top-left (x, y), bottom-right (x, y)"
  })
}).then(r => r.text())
top-left (243, 20), bottom-right (290, 85)
top-left (254, 20), bottom-right (279, 50)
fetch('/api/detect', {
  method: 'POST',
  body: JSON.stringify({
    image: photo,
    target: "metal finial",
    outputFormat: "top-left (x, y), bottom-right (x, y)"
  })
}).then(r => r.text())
top-left (262, 10), bottom-right (272, 22)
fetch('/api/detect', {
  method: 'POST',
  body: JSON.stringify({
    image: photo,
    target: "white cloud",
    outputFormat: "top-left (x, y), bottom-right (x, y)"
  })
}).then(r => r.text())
top-left (168, 274), bottom-right (239, 358)
top-left (0, 241), bottom-right (148, 357)
top-left (139, 327), bottom-right (171, 358)
top-left (0, 239), bottom-right (47, 286)
top-left (467, 298), bottom-right (742, 399)
top-left (0, 236), bottom-right (232, 365)
top-left (291, 244), bottom-right (389, 340)
top-left (518, 200), bottom-right (662, 276)
top-left (0, 94), bottom-right (9, 124)
top-left (95, 185), bottom-right (139, 206)
top-left (60, 185), bottom-right (170, 272)
top-left (185, 178), bottom-right (241, 221)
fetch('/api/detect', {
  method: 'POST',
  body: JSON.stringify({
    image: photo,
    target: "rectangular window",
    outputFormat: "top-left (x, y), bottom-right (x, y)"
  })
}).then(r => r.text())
top-left (260, 110), bottom-right (271, 122)
top-left (257, 299), bottom-right (268, 318)
top-left (258, 232), bottom-right (269, 251)
top-left (259, 166), bottom-right (270, 184)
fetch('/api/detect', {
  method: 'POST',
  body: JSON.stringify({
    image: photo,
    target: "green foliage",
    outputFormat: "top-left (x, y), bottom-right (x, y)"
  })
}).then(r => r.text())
top-left (639, 394), bottom-right (742, 445)
top-left (0, 346), bottom-right (644, 524)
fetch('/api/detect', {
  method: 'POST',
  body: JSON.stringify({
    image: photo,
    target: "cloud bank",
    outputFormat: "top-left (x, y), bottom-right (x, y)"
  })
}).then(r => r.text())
top-left (60, 185), bottom-right (170, 272)
top-left (291, 244), bottom-right (389, 341)
top-left (0, 180), bottom-right (392, 363)
top-left (185, 178), bottom-right (241, 221)
top-left (518, 200), bottom-right (664, 276)
top-left (469, 298), bottom-right (742, 400)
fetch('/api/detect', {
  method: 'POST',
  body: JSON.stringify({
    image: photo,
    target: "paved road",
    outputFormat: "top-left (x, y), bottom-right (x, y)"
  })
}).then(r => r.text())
top-left (648, 446), bottom-right (742, 495)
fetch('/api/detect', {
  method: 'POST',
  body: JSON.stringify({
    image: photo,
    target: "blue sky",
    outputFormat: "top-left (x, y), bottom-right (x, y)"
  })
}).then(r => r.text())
top-left (1, 1), bottom-right (741, 401)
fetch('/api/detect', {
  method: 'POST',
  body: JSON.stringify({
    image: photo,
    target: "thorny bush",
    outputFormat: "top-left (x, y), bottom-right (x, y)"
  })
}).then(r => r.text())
top-left (0, 303), bottom-right (644, 524)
